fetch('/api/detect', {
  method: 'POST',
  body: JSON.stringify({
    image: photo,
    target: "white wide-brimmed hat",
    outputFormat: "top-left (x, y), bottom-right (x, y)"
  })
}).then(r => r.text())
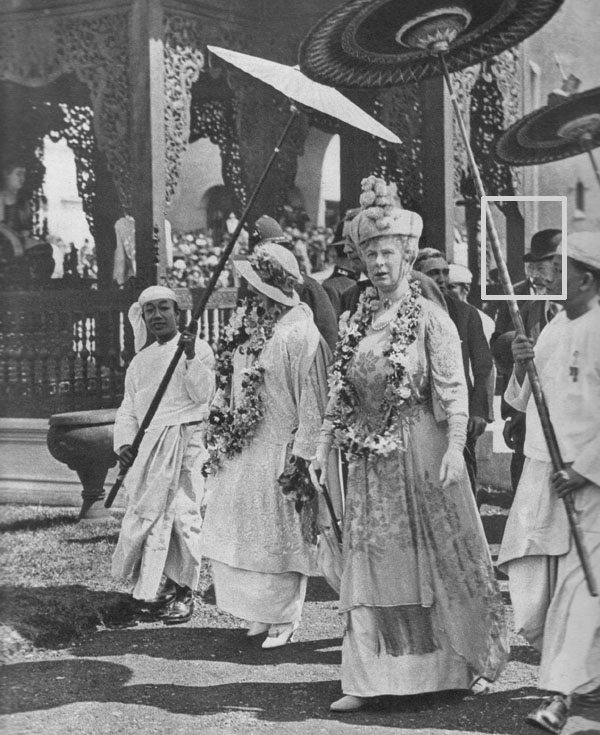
top-left (234, 242), bottom-right (302, 307)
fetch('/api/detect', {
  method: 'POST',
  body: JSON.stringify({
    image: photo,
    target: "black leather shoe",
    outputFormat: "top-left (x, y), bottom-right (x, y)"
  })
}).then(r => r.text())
top-left (162, 587), bottom-right (194, 625)
top-left (155, 596), bottom-right (177, 618)
top-left (148, 576), bottom-right (177, 609)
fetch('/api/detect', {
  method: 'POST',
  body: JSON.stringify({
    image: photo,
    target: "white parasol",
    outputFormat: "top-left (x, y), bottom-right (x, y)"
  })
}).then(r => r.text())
top-left (207, 45), bottom-right (401, 144)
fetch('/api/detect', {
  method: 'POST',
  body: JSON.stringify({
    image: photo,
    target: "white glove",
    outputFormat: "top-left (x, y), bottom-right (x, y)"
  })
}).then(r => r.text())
top-left (309, 420), bottom-right (334, 486)
top-left (439, 413), bottom-right (467, 488)
top-left (439, 448), bottom-right (464, 488)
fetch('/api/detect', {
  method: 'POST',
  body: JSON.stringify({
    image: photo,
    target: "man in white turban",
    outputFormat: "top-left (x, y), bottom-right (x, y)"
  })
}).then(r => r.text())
top-left (112, 286), bottom-right (215, 624)
top-left (498, 232), bottom-right (600, 734)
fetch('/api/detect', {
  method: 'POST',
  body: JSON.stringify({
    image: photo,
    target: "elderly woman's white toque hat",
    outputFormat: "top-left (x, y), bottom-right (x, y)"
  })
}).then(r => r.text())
top-left (348, 176), bottom-right (423, 248)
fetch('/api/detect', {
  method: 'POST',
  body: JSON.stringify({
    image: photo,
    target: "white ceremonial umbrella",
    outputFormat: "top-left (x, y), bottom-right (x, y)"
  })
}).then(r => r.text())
top-left (207, 45), bottom-right (401, 144)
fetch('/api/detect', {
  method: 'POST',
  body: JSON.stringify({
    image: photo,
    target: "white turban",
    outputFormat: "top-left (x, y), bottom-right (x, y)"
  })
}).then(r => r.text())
top-left (448, 263), bottom-right (473, 285)
top-left (128, 286), bottom-right (179, 353)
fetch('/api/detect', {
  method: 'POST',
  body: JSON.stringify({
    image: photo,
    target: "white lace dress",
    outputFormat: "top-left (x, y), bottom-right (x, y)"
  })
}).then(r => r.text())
top-left (199, 303), bottom-right (329, 624)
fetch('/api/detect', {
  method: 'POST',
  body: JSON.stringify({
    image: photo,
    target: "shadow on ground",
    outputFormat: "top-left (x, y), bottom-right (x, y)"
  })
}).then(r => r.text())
top-left (0, 585), bottom-right (139, 658)
top-left (0, 657), bottom-right (552, 734)
top-left (0, 513), bottom-right (79, 535)
top-left (509, 644), bottom-right (541, 666)
top-left (74, 626), bottom-right (343, 666)
top-left (64, 533), bottom-right (120, 545)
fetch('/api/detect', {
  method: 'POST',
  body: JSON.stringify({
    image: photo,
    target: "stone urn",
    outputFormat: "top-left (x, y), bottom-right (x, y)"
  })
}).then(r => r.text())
top-left (47, 409), bottom-right (118, 520)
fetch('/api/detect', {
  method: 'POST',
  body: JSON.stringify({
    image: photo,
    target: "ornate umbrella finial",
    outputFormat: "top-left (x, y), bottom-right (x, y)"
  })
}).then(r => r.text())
top-left (396, 6), bottom-right (472, 55)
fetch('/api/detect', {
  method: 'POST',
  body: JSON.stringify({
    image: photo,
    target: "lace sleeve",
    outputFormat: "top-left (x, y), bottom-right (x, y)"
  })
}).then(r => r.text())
top-left (425, 304), bottom-right (469, 421)
top-left (183, 338), bottom-right (216, 406)
top-left (292, 358), bottom-right (328, 459)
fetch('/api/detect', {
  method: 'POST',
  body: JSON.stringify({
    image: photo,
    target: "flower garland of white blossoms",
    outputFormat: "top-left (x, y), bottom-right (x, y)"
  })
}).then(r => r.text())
top-left (329, 279), bottom-right (422, 459)
top-left (202, 298), bottom-right (277, 476)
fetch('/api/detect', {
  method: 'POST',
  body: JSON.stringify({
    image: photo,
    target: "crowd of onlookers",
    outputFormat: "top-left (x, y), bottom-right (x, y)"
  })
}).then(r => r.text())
top-left (165, 219), bottom-right (337, 289)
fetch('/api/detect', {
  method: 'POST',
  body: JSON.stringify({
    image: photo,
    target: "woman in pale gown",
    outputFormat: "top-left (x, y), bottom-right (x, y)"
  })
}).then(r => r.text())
top-left (200, 241), bottom-right (331, 648)
top-left (312, 177), bottom-right (508, 712)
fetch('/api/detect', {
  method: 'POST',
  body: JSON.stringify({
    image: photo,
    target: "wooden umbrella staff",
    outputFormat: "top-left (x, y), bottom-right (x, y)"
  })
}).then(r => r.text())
top-left (437, 51), bottom-right (598, 597)
top-left (104, 104), bottom-right (300, 509)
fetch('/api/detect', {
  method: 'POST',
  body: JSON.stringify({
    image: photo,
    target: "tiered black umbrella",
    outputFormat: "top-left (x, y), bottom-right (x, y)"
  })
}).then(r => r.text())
top-left (299, 0), bottom-right (597, 595)
top-left (495, 85), bottom-right (600, 188)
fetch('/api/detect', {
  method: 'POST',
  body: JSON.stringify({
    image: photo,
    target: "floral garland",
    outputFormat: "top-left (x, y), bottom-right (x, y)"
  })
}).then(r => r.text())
top-left (328, 279), bottom-right (423, 459)
top-left (202, 298), bottom-right (278, 476)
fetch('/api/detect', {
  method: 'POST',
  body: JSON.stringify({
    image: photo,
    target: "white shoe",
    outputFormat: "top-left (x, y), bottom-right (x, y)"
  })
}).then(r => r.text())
top-left (261, 622), bottom-right (299, 649)
top-left (470, 677), bottom-right (491, 695)
top-left (330, 695), bottom-right (368, 712)
top-left (246, 621), bottom-right (270, 637)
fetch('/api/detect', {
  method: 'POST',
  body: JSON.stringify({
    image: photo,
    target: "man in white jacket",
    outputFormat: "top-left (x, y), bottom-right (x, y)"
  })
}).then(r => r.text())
top-left (112, 286), bottom-right (215, 624)
top-left (498, 232), bottom-right (600, 734)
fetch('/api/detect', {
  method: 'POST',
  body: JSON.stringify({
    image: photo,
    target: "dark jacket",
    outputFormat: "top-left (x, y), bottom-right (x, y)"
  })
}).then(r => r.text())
top-left (492, 279), bottom-right (535, 337)
top-left (322, 266), bottom-right (359, 318)
top-left (297, 275), bottom-right (339, 353)
top-left (492, 298), bottom-right (557, 419)
top-left (444, 293), bottom-right (494, 422)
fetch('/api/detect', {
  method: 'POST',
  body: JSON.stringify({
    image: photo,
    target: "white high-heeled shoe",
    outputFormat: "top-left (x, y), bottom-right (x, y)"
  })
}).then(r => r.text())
top-left (330, 695), bottom-right (368, 712)
top-left (261, 621), bottom-right (299, 649)
top-left (246, 621), bottom-right (270, 637)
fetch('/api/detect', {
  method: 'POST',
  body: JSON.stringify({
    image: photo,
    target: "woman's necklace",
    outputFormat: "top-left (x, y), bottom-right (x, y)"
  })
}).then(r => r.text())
top-left (371, 311), bottom-right (395, 331)
top-left (371, 293), bottom-right (406, 331)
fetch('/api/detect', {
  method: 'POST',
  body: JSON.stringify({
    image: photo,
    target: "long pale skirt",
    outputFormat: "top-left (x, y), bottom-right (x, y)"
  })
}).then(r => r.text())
top-left (340, 407), bottom-right (508, 696)
top-left (112, 423), bottom-right (206, 600)
top-left (200, 434), bottom-right (316, 625)
top-left (501, 461), bottom-right (600, 696)
top-left (211, 561), bottom-right (307, 624)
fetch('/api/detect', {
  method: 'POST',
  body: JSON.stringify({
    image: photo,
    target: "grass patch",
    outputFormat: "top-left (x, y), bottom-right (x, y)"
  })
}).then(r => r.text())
top-left (0, 490), bottom-right (510, 663)
top-left (0, 505), bottom-right (137, 661)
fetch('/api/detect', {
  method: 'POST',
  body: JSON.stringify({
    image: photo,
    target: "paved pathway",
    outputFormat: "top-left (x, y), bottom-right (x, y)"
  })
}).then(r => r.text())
top-left (2, 583), bottom-right (599, 735)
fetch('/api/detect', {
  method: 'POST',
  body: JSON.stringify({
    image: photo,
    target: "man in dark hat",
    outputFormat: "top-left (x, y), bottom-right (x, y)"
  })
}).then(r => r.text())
top-left (494, 229), bottom-right (562, 337)
top-left (491, 229), bottom-right (562, 492)
top-left (248, 215), bottom-right (338, 352)
top-left (322, 218), bottom-right (361, 318)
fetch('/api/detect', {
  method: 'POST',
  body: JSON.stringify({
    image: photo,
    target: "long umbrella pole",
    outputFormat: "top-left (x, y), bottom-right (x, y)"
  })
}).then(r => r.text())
top-left (439, 54), bottom-right (597, 596)
top-left (313, 469), bottom-right (342, 545)
top-left (105, 104), bottom-right (301, 509)
top-left (586, 147), bottom-right (600, 189)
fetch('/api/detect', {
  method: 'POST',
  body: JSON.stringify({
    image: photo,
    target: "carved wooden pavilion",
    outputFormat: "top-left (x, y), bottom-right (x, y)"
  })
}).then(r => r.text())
top-left (0, 0), bottom-right (525, 418)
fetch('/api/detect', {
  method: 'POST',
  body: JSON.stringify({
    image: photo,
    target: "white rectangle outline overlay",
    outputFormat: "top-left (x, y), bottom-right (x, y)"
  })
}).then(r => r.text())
top-left (480, 195), bottom-right (567, 301)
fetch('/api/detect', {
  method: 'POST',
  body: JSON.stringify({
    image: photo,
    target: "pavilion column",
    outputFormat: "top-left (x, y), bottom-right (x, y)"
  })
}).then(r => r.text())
top-left (418, 76), bottom-right (454, 255)
top-left (129, 0), bottom-right (168, 288)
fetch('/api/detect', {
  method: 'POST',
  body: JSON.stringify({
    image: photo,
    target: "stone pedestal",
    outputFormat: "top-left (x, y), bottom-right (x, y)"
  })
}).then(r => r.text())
top-left (47, 409), bottom-right (118, 520)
